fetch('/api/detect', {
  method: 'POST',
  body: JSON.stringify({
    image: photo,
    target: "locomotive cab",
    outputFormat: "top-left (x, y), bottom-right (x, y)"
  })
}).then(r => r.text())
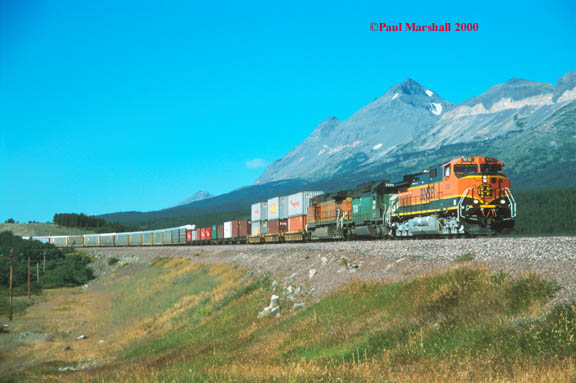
top-left (442, 156), bottom-right (516, 235)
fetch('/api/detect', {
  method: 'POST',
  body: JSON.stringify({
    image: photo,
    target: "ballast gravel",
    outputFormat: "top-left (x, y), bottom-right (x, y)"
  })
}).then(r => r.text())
top-left (83, 236), bottom-right (576, 306)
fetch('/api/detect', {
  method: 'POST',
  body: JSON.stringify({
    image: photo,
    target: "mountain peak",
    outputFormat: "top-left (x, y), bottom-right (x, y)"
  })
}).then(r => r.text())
top-left (395, 78), bottom-right (426, 95)
top-left (171, 191), bottom-right (213, 208)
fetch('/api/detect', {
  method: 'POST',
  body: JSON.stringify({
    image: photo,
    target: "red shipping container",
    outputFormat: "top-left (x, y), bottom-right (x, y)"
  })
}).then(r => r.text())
top-left (288, 215), bottom-right (307, 232)
top-left (268, 219), bottom-right (288, 234)
top-left (200, 228), bottom-right (206, 240)
top-left (205, 227), bottom-right (212, 240)
top-left (238, 220), bottom-right (251, 237)
top-left (195, 228), bottom-right (201, 241)
top-left (186, 230), bottom-right (193, 242)
top-left (232, 220), bottom-right (240, 237)
top-left (218, 224), bottom-right (224, 239)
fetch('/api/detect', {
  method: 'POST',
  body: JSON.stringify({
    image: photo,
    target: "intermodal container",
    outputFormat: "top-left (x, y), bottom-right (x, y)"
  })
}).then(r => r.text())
top-left (206, 226), bottom-right (213, 240)
top-left (195, 228), bottom-right (201, 241)
top-left (267, 196), bottom-right (289, 220)
top-left (251, 221), bottom-right (260, 236)
top-left (288, 215), bottom-right (307, 232)
top-left (218, 224), bottom-right (224, 239)
top-left (288, 191), bottom-right (324, 217)
top-left (238, 220), bottom-right (250, 237)
top-left (186, 230), bottom-right (193, 242)
top-left (200, 228), bottom-right (206, 241)
top-left (224, 221), bottom-right (233, 238)
top-left (268, 219), bottom-right (288, 234)
top-left (251, 221), bottom-right (267, 236)
top-left (251, 202), bottom-right (268, 222)
top-left (231, 219), bottom-right (240, 237)
top-left (212, 224), bottom-right (218, 240)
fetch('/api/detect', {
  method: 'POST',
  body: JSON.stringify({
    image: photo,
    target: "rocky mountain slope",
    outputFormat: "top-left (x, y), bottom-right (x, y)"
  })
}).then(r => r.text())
top-left (256, 71), bottom-right (576, 186)
top-left (256, 79), bottom-right (454, 184)
top-left (171, 191), bottom-right (213, 208)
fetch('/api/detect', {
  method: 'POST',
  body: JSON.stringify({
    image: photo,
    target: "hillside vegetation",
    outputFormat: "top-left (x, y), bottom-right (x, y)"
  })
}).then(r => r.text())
top-left (3, 256), bottom-right (575, 382)
top-left (0, 223), bottom-right (94, 237)
top-left (0, 232), bottom-right (94, 316)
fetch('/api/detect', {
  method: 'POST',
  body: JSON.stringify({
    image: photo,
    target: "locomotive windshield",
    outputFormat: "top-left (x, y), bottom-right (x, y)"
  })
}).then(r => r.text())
top-left (454, 164), bottom-right (478, 177)
top-left (480, 164), bottom-right (503, 174)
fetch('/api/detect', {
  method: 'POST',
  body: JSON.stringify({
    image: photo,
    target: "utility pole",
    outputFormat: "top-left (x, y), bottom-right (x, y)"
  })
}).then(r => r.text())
top-left (37, 262), bottom-right (40, 283)
top-left (9, 249), bottom-right (14, 321)
top-left (43, 250), bottom-right (46, 273)
top-left (28, 256), bottom-right (31, 300)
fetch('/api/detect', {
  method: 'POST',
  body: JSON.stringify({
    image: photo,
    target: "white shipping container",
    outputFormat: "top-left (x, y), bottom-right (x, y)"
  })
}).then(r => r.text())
top-left (267, 197), bottom-right (279, 220)
top-left (251, 221), bottom-right (261, 236)
top-left (288, 191), bottom-right (324, 217)
top-left (224, 221), bottom-right (233, 238)
top-left (267, 196), bottom-right (289, 220)
top-left (251, 202), bottom-right (268, 221)
top-left (192, 230), bottom-right (197, 241)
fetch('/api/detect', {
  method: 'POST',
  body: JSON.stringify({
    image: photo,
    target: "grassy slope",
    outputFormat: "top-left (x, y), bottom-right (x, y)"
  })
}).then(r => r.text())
top-left (10, 260), bottom-right (565, 382)
top-left (0, 223), bottom-right (94, 237)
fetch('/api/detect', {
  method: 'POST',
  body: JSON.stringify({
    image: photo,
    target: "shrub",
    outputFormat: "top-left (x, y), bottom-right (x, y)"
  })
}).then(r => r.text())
top-left (108, 257), bottom-right (120, 266)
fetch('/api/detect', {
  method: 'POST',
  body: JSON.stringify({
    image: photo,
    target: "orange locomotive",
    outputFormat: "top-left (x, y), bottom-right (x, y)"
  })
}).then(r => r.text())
top-left (391, 156), bottom-right (516, 236)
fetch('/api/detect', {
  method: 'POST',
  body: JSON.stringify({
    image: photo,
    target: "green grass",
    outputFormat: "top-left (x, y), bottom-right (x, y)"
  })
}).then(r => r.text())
top-left (0, 223), bottom-right (94, 237)
top-left (105, 259), bottom-right (221, 326)
top-left (79, 264), bottom-right (575, 383)
top-left (0, 288), bottom-right (34, 317)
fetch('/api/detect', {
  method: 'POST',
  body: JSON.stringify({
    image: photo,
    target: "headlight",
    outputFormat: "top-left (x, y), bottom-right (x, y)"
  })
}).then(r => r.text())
top-left (500, 199), bottom-right (506, 204)
top-left (473, 199), bottom-right (479, 204)
top-left (482, 175), bottom-right (488, 183)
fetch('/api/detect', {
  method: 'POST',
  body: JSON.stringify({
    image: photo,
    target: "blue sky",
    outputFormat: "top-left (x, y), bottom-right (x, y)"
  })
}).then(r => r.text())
top-left (1, 0), bottom-right (574, 222)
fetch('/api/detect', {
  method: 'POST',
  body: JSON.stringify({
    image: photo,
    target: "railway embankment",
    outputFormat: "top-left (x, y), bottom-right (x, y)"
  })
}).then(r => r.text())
top-left (2, 236), bottom-right (576, 382)
top-left (85, 236), bottom-right (576, 304)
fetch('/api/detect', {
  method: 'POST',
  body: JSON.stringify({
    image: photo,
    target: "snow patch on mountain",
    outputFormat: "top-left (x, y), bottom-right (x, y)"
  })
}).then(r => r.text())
top-left (429, 102), bottom-right (443, 115)
top-left (373, 143), bottom-right (383, 150)
top-left (425, 89), bottom-right (434, 97)
top-left (441, 93), bottom-right (554, 119)
top-left (557, 87), bottom-right (576, 103)
top-left (392, 93), bottom-right (399, 100)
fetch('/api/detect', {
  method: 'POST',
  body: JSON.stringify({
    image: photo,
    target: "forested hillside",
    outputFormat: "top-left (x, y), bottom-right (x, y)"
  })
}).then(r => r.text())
top-left (513, 188), bottom-right (576, 235)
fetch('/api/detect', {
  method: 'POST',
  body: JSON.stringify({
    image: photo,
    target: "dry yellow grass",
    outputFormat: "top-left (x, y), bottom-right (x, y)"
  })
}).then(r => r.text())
top-left (0, 257), bottom-right (248, 380)
top-left (2, 260), bottom-right (573, 383)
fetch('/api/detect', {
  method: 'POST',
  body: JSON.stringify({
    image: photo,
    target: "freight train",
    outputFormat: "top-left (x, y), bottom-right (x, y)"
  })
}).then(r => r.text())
top-left (28, 156), bottom-right (516, 247)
